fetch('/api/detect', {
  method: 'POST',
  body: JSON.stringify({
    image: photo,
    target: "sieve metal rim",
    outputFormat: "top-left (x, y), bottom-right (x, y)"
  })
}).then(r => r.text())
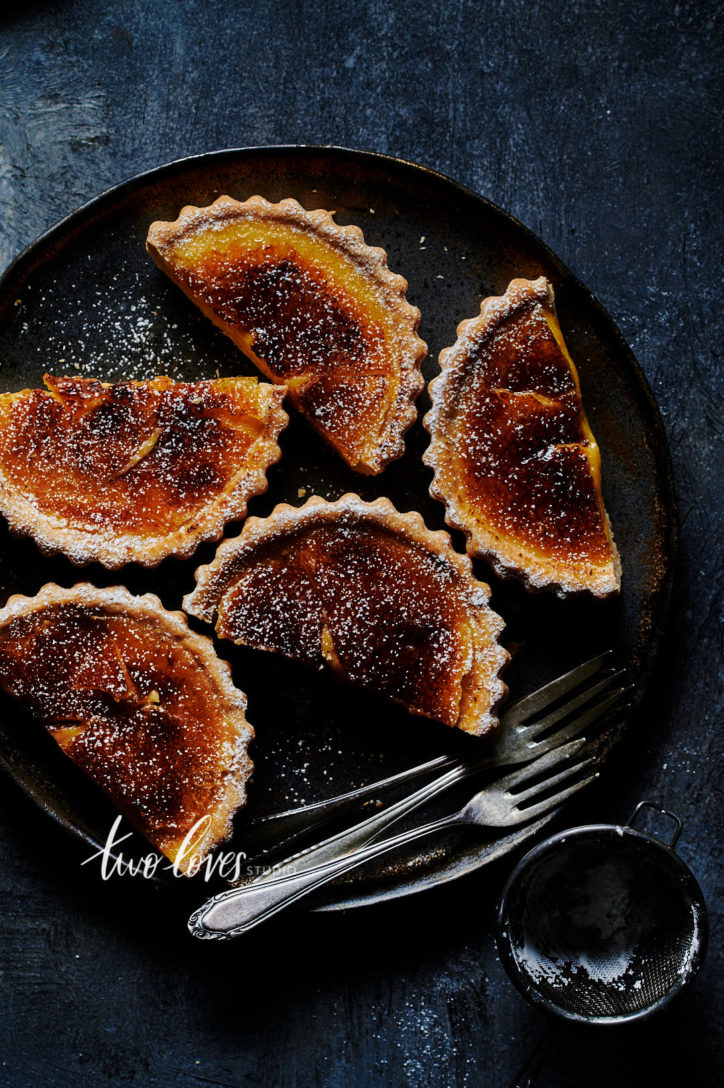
top-left (495, 810), bottom-right (709, 1026)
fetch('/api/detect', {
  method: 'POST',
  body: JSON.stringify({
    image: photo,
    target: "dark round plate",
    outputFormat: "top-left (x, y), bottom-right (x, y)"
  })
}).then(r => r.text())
top-left (0, 146), bottom-right (675, 912)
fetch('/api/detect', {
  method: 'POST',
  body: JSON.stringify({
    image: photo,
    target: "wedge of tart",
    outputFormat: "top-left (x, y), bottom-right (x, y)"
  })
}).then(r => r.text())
top-left (0, 584), bottom-right (253, 873)
top-left (184, 494), bottom-right (508, 736)
top-left (146, 196), bottom-right (427, 474)
top-left (423, 278), bottom-right (620, 597)
top-left (0, 374), bottom-right (288, 568)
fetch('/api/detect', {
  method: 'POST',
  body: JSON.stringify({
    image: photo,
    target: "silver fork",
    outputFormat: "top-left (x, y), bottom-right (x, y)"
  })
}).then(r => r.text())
top-left (228, 653), bottom-right (627, 894)
top-left (189, 738), bottom-right (599, 938)
top-left (241, 651), bottom-right (628, 858)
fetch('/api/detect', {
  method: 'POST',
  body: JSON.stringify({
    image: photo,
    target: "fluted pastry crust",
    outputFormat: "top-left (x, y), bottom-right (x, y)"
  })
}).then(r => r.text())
top-left (0, 374), bottom-right (288, 568)
top-left (423, 278), bottom-right (621, 597)
top-left (147, 196), bottom-right (427, 474)
top-left (0, 583), bottom-right (253, 873)
top-left (185, 493), bottom-right (508, 736)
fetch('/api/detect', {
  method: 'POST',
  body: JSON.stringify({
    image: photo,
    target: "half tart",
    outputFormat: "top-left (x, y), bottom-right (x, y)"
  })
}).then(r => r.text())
top-left (146, 196), bottom-right (427, 474)
top-left (423, 278), bottom-right (621, 597)
top-left (0, 374), bottom-right (288, 568)
top-left (184, 494), bottom-right (508, 737)
top-left (0, 584), bottom-right (253, 874)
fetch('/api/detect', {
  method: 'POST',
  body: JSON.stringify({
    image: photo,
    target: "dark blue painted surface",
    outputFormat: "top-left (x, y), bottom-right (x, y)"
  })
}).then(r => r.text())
top-left (0, 2), bottom-right (721, 1085)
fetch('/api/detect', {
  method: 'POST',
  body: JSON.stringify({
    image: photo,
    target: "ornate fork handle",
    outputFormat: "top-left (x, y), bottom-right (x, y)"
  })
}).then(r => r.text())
top-left (190, 812), bottom-right (456, 939)
top-left (190, 736), bottom-right (599, 938)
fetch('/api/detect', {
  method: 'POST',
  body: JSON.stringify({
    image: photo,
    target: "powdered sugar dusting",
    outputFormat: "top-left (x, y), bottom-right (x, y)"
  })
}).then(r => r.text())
top-left (147, 196), bottom-right (426, 473)
top-left (0, 584), bottom-right (253, 869)
top-left (0, 374), bottom-right (287, 568)
top-left (424, 278), bottom-right (620, 597)
top-left (14, 267), bottom-right (219, 382)
top-left (186, 495), bottom-right (507, 735)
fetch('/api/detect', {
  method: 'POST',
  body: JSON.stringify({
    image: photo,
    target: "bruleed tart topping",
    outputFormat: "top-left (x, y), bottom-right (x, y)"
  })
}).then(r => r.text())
top-left (0, 181), bottom-right (627, 899)
top-left (424, 277), bottom-right (620, 597)
top-left (147, 196), bottom-right (427, 474)
top-left (185, 495), bottom-right (508, 737)
top-left (0, 374), bottom-right (288, 568)
top-left (0, 584), bottom-right (253, 873)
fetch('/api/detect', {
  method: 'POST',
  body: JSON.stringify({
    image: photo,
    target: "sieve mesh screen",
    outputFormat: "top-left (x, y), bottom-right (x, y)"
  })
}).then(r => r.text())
top-left (504, 834), bottom-right (702, 1020)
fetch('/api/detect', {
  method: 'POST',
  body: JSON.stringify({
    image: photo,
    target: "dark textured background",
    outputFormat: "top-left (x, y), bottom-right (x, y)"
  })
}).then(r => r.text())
top-left (0, 2), bottom-right (722, 1086)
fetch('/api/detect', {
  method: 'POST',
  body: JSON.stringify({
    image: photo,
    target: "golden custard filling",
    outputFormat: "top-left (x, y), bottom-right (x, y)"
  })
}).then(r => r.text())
top-left (0, 587), bottom-right (253, 870)
top-left (147, 197), bottom-right (426, 474)
top-left (454, 302), bottom-right (609, 565)
top-left (184, 496), bottom-right (508, 736)
top-left (167, 218), bottom-right (398, 379)
top-left (424, 277), bottom-right (620, 596)
top-left (215, 521), bottom-right (473, 727)
top-left (0, 373), bottom-right (287, 565)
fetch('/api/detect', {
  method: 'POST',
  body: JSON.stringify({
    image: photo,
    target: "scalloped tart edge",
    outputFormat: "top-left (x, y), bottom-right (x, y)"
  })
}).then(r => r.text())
top-left (184, 492), bottom-right (509, 736)
top-left (423, 277), bottom-right (621, 599)
top-left (0, 582), bottom-right (254, 873)
top-left (147, 196), bottom-right (427, 474)
top-left (0, 376), bottom-right (289, 570)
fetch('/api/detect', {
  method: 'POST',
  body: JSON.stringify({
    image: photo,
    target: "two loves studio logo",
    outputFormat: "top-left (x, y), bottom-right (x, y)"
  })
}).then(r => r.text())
top-left (81, 814), bottom-right (260, 881)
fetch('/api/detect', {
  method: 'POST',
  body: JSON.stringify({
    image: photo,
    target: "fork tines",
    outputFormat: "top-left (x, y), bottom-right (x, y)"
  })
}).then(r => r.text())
top-left (503, 651), bottom-right (625, 728)
top-left (503, 738), bottom-right (600, 821)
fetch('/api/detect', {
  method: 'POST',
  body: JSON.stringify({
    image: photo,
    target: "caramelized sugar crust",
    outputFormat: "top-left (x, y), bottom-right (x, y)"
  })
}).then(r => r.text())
top-left (424, 278), bottom-right (620, 597)
top-left (147, 197), bottom-right (427, 474)
top-left (0, 374), bottom-right (288, 568)
top-left (0, 585), bottom-right (253, 872)
top-left (185, 495), bottom-right (508, 736)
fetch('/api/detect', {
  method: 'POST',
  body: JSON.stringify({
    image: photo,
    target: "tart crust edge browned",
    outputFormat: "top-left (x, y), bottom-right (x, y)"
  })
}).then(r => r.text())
top-left (184, 492), bottom-right (509, 737)
top-left (0, 582), bottom-right (254, 874)
top-left (422, 277), bottom-right (622, 599)
top-left (146, 195), bottom-right (428, 475)
top-left (0, 377), bottom-right (289, 570)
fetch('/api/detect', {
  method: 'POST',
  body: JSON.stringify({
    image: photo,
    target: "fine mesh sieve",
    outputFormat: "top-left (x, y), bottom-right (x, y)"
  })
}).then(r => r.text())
top-left (496, 802), bottom-right (708, 1025)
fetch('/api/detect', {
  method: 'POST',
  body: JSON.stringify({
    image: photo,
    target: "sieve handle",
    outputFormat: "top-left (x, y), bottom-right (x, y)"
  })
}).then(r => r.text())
top-left (628, 800), bottom-right (682, 848)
